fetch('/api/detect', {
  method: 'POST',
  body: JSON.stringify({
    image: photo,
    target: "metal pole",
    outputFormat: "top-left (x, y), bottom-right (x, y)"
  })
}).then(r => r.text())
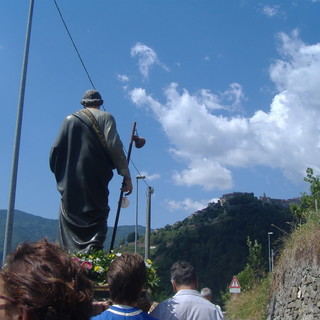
top-left (145, 186), bottom-right (154, 260)
top-left (135, 175), bottom-right (145, 253)
top-left (109, 122), bottom-right (136, 252)
top-left (2, 0), bottom-right (34, 265)
top-left (268, 233), bottom-right (271, 272)
top-left (268, 232), bottom-right (273, 273)
top-left (135, 178), bottom-right (139, 253)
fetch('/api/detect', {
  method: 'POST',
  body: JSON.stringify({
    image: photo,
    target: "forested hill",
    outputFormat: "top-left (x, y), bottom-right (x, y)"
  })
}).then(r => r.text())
top-left (0, 210), bottom-right (58, 262)
top-left (149, 193), bottom-right (295, 304)
top-left (0, 210), bottom-right (144, 261)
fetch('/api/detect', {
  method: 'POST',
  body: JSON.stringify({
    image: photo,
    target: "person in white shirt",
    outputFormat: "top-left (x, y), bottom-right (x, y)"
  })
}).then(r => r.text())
top-left (201, 287), bottom-right (225, 319)
top-left (151, 261), bottom-right (224, 320)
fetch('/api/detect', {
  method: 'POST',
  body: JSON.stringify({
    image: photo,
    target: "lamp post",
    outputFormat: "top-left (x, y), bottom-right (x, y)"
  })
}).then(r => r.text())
top-left (3, 0), bottom-right (34, 265)
top-left (135, 175), bottom-right (145, 253)
top-left (268, 232), bottom-right (273, 272)
top-left (145, 186), bottom-right (154, 260)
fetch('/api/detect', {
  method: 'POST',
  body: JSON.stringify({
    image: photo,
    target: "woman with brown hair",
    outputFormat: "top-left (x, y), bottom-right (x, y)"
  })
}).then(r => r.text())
top-left (0, 239), bottom-right (93, 320)
top-left (91, 253), bottom-right (156, 320)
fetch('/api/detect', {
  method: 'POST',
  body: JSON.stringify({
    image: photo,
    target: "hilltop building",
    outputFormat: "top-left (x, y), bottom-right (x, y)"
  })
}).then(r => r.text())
top-left (219, 192), bottom-right (300, 208)
top-left (219, 192), bottom-right (255, 205)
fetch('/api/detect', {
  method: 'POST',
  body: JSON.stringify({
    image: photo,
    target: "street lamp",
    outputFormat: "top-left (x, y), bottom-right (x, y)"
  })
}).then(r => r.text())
top-left (135, 175), bottom-right (145, 253)
top-left (268, 232), bottom-right (273, 272)
top-left (145, 186), bottom-right (154, 260)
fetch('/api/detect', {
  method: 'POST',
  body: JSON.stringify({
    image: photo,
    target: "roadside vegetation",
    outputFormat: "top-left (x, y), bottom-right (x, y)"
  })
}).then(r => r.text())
top-left (224, 168), bottom-right (320, 320)
top-left (223, 237), bottom-right (269, 320)
top-left (224, 276), bottom-right (270, 320)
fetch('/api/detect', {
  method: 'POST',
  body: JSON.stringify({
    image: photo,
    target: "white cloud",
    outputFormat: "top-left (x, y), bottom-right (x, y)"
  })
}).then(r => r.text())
top-left (261, 5), bottom-right (280, 17)
top-left (147, 173), bottom-right (160, 181)
top-left (130, 42), bottom-right (169, 79)
top-left (165, 198), bottom-right (210, 212)
top-left (220, 83), bottom-right (246, 107)
top-left (172, 159), bottom-right (233, 190)
top-left (139, 171), bottom-right (160, 181)
top-left (117, 74), bottom-right (129, 82)
top-left (129, 32), bottom-right (320, 190)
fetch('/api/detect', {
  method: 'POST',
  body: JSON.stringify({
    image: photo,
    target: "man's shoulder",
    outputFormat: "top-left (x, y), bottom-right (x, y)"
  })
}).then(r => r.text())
top-left (151, 294), bottom-right (222, 320)
top-left (150, 298), bottom-right (174, 312)
top-left (162, 291), bottom-right (221, 311)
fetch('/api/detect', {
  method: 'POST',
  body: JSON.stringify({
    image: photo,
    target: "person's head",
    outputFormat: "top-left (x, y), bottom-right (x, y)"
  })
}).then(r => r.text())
top-left (170, 261), bottom-right (198, 292)
top-left (0, 239), bottom-right (93, 320)
top-left (80, 89), bottom-right (103, 107)
top-left (200, 287), bottom-right (212, 301)
top-left (107, 253), bottom-right (146, 306)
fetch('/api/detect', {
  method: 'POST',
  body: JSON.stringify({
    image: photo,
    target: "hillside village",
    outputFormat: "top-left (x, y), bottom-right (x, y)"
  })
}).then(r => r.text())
top-left (219, 192), bottom-right (301, 207)
top-left (185, 192), bottom-right (301, 221)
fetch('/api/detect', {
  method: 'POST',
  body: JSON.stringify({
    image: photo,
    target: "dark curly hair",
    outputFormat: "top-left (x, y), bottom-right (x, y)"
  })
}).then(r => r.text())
top-left (0, 239), bottom-right (93, 320)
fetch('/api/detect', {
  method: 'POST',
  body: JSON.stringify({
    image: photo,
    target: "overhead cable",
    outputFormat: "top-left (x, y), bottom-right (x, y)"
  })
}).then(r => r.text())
top-left (53, 0), bottom-right (97, 93)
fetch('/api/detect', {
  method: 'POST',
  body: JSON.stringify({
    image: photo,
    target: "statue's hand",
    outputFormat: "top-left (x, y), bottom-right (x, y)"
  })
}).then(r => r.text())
top-left (122, 177), bottom-right (133, 196)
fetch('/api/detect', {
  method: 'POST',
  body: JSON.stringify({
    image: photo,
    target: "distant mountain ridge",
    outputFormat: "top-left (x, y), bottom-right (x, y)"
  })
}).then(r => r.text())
top-left (0, 209), bottom-right (145, 260)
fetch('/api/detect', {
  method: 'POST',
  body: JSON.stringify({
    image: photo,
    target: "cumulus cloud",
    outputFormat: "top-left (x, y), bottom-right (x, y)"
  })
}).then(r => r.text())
top-left (130, 42), bottom-right (169, 79)
top-left (165, 198), bottom-right (211, 212)
top-left (129, 31), bottom-right (320, 190)
top-left (172, 160), bottom-right (233, 190)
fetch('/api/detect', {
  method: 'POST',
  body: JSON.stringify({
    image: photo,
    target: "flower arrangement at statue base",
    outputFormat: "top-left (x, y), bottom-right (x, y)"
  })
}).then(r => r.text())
top-left (73, 250), bottom-right (160, 302)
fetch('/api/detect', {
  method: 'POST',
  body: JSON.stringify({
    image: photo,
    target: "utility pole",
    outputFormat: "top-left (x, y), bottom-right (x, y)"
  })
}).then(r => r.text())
top-left (145, 186), bottom-right (154, 260)
top-left (268, 232), bottom-right (273, 272)
top-left (135, 175), bottom-right (145, 253)
top-left (3, 0), bottom-right (34, 265)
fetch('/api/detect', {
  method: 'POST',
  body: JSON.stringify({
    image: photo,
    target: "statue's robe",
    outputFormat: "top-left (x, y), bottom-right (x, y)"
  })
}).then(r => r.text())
top-left (50, 109), bottom-right (129, 253)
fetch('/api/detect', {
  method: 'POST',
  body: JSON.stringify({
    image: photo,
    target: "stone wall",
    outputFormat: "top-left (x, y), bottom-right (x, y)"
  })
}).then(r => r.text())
top-left (267, 260), bottom-right (320, 319)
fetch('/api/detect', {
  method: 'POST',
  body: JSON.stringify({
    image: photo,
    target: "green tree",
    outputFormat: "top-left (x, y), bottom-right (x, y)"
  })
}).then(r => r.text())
top-left (291, 167), bottom-right (320, 223)
top-left (237, 237), bottom-right (266, 292)
top-left (247, 237), bottom-right (265, 275)
top-left (305, 167), bottom-right (320, 198)
top-left (127, 232), bottom-right (135, 243)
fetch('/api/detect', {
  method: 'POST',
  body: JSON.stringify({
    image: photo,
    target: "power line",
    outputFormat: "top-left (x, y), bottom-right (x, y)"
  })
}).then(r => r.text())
top-left (53, 0), bottom-right (98, 95)
top-left (130, 158), bottom-right (151, 188)
top-left (53, 0), bottom-right (147, 183)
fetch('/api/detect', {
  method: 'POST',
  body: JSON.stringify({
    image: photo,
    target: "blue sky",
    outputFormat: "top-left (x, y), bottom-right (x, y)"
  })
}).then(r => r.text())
top-left (1, 0), bottom-right (320, 229)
